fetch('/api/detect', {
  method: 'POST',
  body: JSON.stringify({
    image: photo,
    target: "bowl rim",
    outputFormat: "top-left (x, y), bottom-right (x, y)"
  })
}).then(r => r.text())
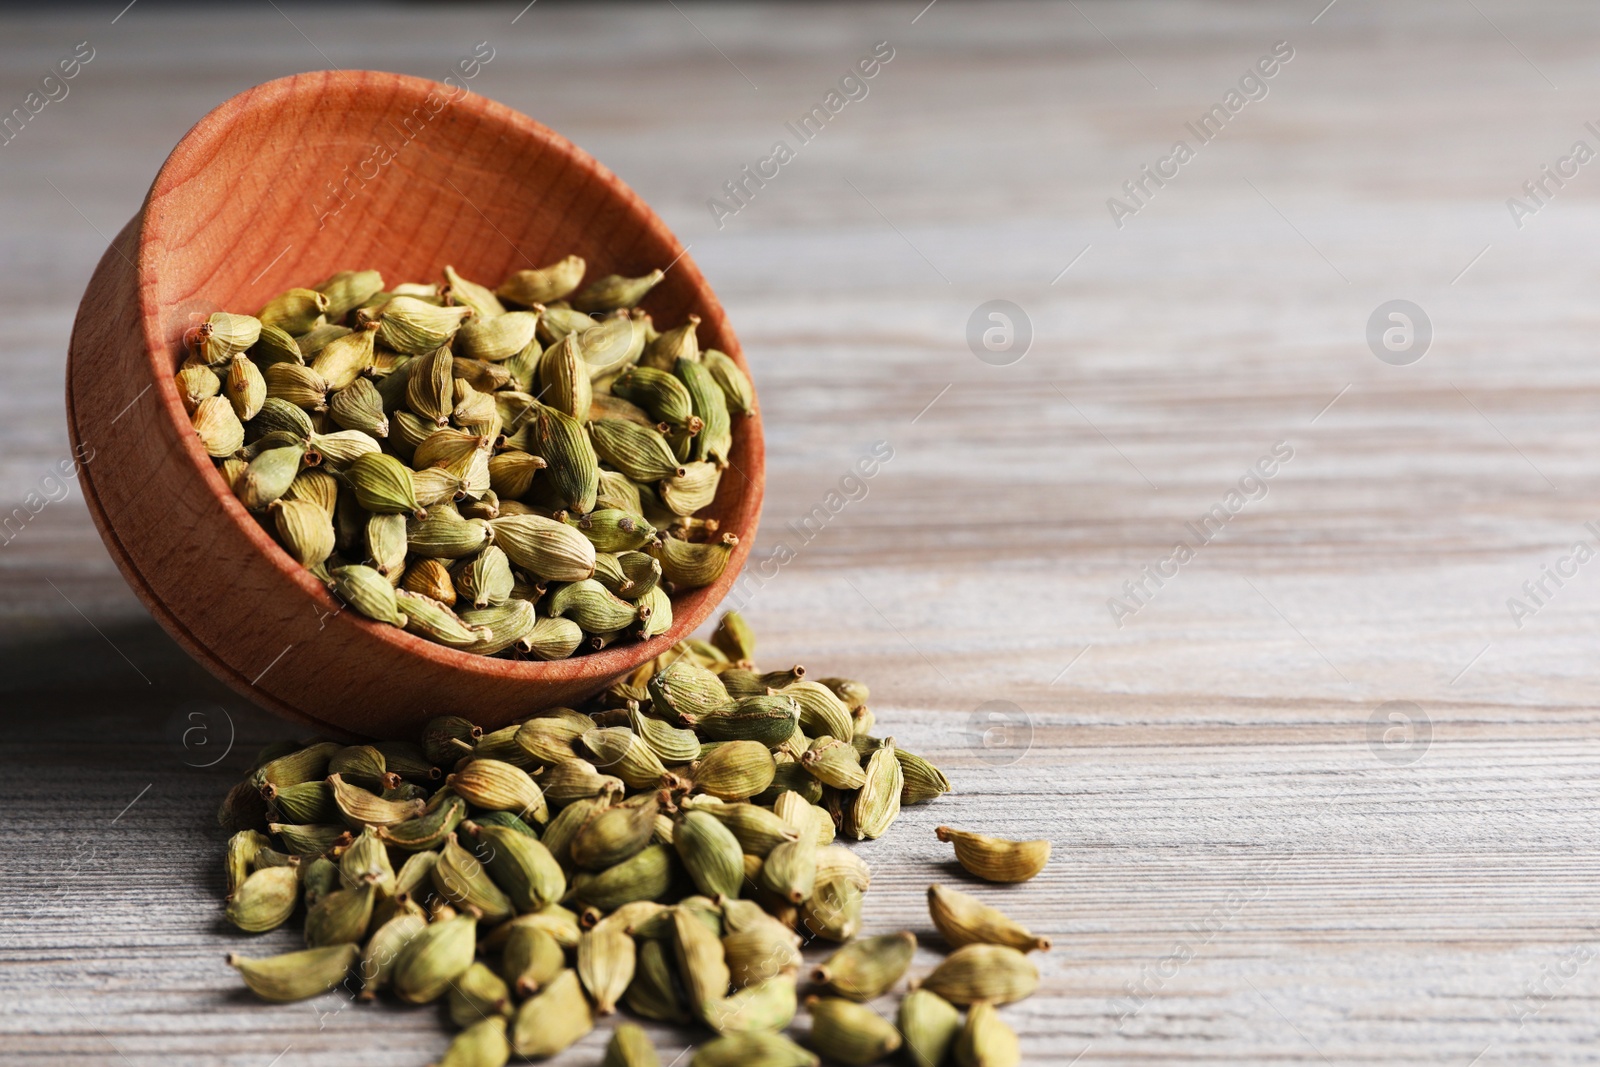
top-left (134, 70), bottom-right (762, 685)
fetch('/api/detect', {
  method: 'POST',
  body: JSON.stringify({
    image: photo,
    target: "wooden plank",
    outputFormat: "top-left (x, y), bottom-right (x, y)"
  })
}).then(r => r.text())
top-left (4, 1), bottom-right (1600, 1063)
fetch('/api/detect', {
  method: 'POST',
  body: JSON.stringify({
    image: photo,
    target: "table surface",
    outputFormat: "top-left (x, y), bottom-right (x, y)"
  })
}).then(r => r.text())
top-left (6, 1), bottom-right (1600, 1064)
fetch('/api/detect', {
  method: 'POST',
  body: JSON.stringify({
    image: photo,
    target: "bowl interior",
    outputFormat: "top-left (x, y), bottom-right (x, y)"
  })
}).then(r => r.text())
top-left (136, 70), bottom-right (760, 688)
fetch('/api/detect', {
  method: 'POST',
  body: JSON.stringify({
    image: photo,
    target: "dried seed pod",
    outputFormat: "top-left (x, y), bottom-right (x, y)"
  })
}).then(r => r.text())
top-left (721, 920), bottom-right (801, 990)
top-left (487, 451), bottom-right (547, 500)
top-left (568, 508), bottom-right (657, 553)
top-left (806, 998), bottom-right (902, 1065)
top-left (446, 961), bottom-right (512, 1029)
top-left (601, 1023), bottom-right (661, 1067)
top-left (703, 348), bottom-right (754, 415)
top-left (571, 269), bottom-right (663, 312)
top-left (913, 944), bottom-right (1039, 1006)
top-left (812, 931), bottom-right (916, 1000)
top-left (192, 395), bottom-right (245, 457)
top-left (689, 1033), bottom-right (817, 1067)
top-left (954, 1001), bottom-right (1021, 1067)
top-left (327, 773), bottom-right (424, 828)
top-left (435, 1016), bottom-right (510, 1067)
top-left (315, 269), bottom-right (384, 319)
top-left (650, 533), bottom-right (737, 591)
top-left (800, 737), bottom-right (868, 790)
top-left (270, 498), bottom-right (335, 566)
top-left (935, 826), bottom-right (1050, 883)
top-left (497, 255), bottom-right (585, 306)
top-left (401, 557), bottom-right (455, 604)
top-left (899, 988), bottom-right (963, 1067)
top-left (624, 936), bottom-right (693, 1023)
top-left (538, 331), bottom-right (593, 418)
top-left (591, 418), bottom-right (684, 482)
top-left (250, 323), bottom-right (303, 367)
top-left (270, 822), bottom-right (350, 858)
top-left (847, 740), bottom-right (903, 841)
top-left (466, 821), bottom-right (566, 911)
top-left (689, 741), bottom-right (776, 801)
top-left (258, 289), bottom-right (329, 335)
top-left (283, 467), bottom-right (338, 517)
top-left (537, 305), bottom-right (597, 345)
top-left (704, 613), bottom-right (751, 668)
top-left (392, 912), bottom-right (478, 1004)
top-left (376, 296), bottom-right (472, 356)
top-left (550, 579), bottom-right (639, 634)
top-left (488, 513), bottom-right (596, 581)
top-left (328, 377), bottom-right (389, 438)
top-left (896, 748), bottom-right (950, 804)
top-left (176, 359), bottom-right (221, 414)
top-left (225, 353), bottom-right (266, 422)
top-left (627, 708), bottom-right (699, 768)
top-left (228, 943), bottom-right (357, 1003)
top-left (755, 823), bottom-right (816, 904)
top-left (358, 904), bottom-right (428, 1001)
top-left (263, 361), bottom-right (330, 412)
top-left (448, 759), bottom-right (547, 821)
top-left (511, 970), bottom-right (593, 1059)
top-left (330, 564), bottom-right (409, 627)
top-left (677, 356), bottom-right (731, 465)
top-left (927, 884), bottom-right (1050, 953)
top-left (640, 314), bottom-right (700, 372)
top-left (703, 975), bottom-right (798, 1035)
top-left (458, 599), bottom-right (540, 656)
top-left (673, 809), bottom-right (745, 900)
top-left (405, 346), bottom-right (455, 425)
top-left (595, 469), bottom-right (645, 515)
top-left (303, 883), bottom-right (375, 947)
top-left (582, 726), bottom-right (668, 793)
top-left (650, 659), bottom-right (735, 721)
top-left (524, 615), bottom-right (585, 660)
top-left (612, 365), bottom-right (696, 427)
top-left (635, 583), bottom-right (673, 640)
top-left (572, 792), bottom-right (661, 870)
top-left (443, 264), bottom-right (506, 320)
top-left (799, 875), bottom-right (863, 942)
top-left (532, 403), bottom-right (600, 514)
top-left (376, 793), bottom-right (467, 851)
top-left (690, 798), bottom-right (798, 857)
top-left (397, 590), bottom-right (486, 648)
top-left (344, 452), bottom-right (423, 517)
top-left (457, 310), bottom-right (538, 362)
top-left (338, 825), bottom-right (397, 892)
top-left (776, 681), bottom-right (855, 745)
top-left (540, 759), bottom-right (625, 808)
top-left (578, 915), bottom-right (637, 1014)
top-left (401, 507), bottom-right (485, 558)
top-left (672, 903), bottom-right (732, 1024)
top-left (310, 323), bottom-right (377, 391)
top-left (225, 866), bottom-right (299, 933)
top-left (431, 833), bottom-right (513, 923)
top-left (569, 843), bottom-right (674, 912)
top-left (501, 921), bottom-right (566, 996)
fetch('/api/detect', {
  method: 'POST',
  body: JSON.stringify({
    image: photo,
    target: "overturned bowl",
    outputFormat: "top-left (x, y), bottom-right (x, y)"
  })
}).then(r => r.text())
top-left (65, 71), bottom-right (762, 739)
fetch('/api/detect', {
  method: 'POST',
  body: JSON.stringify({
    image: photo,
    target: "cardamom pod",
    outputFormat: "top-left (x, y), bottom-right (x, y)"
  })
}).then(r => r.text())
top-left (228, 943), bottom-right (357, 1002)
top-left (934, 826), bottom-right (1050, 883)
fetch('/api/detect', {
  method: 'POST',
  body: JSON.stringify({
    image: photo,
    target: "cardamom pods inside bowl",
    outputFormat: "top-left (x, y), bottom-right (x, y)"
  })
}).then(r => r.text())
top-left (64, 70), bottom-right (763, 739)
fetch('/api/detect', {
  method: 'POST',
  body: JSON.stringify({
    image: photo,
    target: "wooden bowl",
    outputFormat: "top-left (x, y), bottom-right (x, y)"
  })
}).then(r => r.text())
top-left (65, 71), bottom-right (763, 740)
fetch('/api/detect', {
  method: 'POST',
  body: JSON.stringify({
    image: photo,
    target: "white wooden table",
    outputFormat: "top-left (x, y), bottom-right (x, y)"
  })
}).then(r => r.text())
top-left (4, 1), bottom-right (1600, 1063)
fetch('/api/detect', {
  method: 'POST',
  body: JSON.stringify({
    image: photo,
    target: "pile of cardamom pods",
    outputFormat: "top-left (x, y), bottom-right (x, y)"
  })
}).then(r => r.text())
top-left (179, 254), bottom-right (752, 659)
top-left (217, 612), bottom-right (1051, 1065)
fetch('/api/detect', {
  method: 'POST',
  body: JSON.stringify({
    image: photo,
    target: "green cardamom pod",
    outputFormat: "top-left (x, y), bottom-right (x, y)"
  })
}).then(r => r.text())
top-left (229, 943), bottom-right (357, 1003)
top-left (496, 255), bottom-right (584, 306)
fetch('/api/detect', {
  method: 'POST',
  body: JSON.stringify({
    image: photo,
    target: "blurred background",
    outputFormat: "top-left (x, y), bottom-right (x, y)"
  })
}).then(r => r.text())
top-left (6, 2), bottom-right (1600, 1064)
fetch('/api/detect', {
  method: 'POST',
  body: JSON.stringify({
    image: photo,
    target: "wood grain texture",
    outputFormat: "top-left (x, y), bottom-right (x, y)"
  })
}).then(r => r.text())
top-left (5, 0), bottom-right (1600, 1063)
